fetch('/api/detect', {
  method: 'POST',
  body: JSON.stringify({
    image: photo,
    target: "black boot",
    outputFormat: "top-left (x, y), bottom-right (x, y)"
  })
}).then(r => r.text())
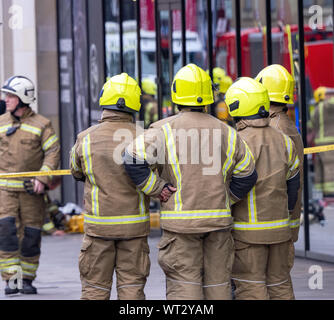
top-left (5, 280), bottom-right (19, 295)
top-left (19, 279), bottom-right (37, 294)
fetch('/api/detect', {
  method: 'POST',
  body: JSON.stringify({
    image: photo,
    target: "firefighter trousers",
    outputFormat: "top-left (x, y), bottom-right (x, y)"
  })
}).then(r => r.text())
top-left (158, 228), bottom-right (234, 300)
top-left (79, 234), bottom-right (150, 300)
top-left (0, 190), bottom-right (45, 281)
top-left (232, 239), bottom-right (295, 300)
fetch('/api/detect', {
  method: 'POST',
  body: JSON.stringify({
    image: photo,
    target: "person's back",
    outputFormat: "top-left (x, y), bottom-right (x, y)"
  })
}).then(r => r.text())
top-left (145, 109), bottom-right (253, 233)
top-left (270, 106), bottom-right (304, 159)
top-left (255, 64), bottom-right (304, 242)
top-left (255, 64), bottom-right (304, 299)
top-left (70, 73), bottom-right (151, 300)
top-left (124, 64), bottom-right (257, 300)
top-left (233, 120), bottom-right (298, 243)
top-left (225, 77), bottom-right (300, 300)
top-left (71, 109), bottom-right (150, 238)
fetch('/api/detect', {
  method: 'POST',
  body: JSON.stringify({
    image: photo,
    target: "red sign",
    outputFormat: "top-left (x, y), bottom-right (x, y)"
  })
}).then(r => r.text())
top-left (140, 0), bottom-right (155, 31)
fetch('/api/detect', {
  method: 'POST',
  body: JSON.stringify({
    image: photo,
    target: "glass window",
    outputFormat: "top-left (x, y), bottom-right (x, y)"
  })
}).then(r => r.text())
top-left (186, 0), bottom-right (207, 71)
top-left (122, 0), bottom-right (137, 79)
top-left (140, 0), bottom-right (158, 126)
top-left (104, 0), bottom-right (121, 78)
top-left (304, 0), bottom-right (334, 259)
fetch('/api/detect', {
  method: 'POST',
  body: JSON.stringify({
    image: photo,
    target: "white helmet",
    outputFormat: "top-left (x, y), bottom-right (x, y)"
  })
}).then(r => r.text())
top-left (1, 76), bottom-right (35, 104)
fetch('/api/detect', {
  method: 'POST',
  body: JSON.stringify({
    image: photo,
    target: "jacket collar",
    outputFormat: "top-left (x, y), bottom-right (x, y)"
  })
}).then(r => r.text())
top-left (100, 109), bottom-right (134, 123)
top-left (10, 107), bottom-right (34, 122)
top-left (269, 105), bottom-right (288, 118)
top-left (179, 107), bottom-right (206, 113)
top-left (236, 118), bottom-right (270, 131)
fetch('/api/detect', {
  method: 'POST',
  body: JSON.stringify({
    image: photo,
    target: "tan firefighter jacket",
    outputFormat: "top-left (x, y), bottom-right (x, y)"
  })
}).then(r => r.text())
top-left (124, 108), bottom-right (257, 234)
top-left (232, 118), bottom-right (300, 244)
top-left (310, 97), bottom-right (334, 194)
top-left (70, 110), bottom-right (150, 239)
top-left (310, 97), bottom-right (334, 146)
top-left (270, 105), bottom-right (304, 242)
top-left (0, 108), bottom-right (60, 190)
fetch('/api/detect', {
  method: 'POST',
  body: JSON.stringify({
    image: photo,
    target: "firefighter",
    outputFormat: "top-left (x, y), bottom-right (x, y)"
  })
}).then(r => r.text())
top-left (255, 64), bottom-right (304, 297)
top-left (308, 87), bottom-right (328, 131)
top-left (141, 78), bottom-right (158, 129)
top-left (211, 67), bottom-right (234, 125)
top-left (313, 87), bottom-right (327, 105)
top-left (309, 87), bottom-right (334, 197)
top-left (123, 64), bottom-right (257, 300)
top-left (0, 76), bottom-right (60, 295)
top-left (70, 73), bottom-right (151, 300)
top-left (225, 77), bottom-right (300, 300)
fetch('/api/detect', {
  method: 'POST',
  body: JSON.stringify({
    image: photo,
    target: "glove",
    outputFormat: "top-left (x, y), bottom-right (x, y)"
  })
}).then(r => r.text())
top-left (164, 183), bottom-right (175, 193)
top-left (23, 180), bottom-right (35, 195)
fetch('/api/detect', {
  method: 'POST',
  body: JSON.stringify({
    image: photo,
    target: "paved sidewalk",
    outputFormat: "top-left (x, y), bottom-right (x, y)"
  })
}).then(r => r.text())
top-left (295, 204), bottom-right (334, 258)
top-left (0, 231), bottom-right (333, 300)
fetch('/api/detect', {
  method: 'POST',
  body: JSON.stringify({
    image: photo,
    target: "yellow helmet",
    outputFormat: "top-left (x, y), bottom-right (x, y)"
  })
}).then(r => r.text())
top-left (210, 68), bottom-right (233, 94)
top-left (99, 73), bottom-right (141, 113)
top-left (225, 77), bottom-right (270, 119)
top-left (141, 78), bottom-right (157, 96)
top-left (172, 64), bottom-right (214, 107)
top-left (220, 76), bottom-right (233, 94)
top-left (255, 64), bottom-right (295, 105)
top-left (212, 67), bottom-right (226, 84)
top-left (314, 87), bottom-right (327, 103)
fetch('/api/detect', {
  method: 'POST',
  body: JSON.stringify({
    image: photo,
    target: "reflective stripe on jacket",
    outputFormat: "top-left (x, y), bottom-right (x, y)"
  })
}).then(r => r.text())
top-left (70, 110), bottom-right (150, 238)
top-left (0, 108), bottom-right (60, 190)
top-left (125, 109), bottom-right (256, 234)
top-left (232, 118), bottom-right (300, 244)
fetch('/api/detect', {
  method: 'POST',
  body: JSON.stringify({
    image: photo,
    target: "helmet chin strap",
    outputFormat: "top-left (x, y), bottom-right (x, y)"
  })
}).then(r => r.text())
top-left (11, 99), bottom-right (27, 120)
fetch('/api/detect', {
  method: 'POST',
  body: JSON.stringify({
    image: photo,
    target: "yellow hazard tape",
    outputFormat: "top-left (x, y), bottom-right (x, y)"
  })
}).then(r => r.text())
top-left (0, 144), bottom-right (334, 179)
top-left (0, 170), bottom-right (71, 179)
top-left (304, 144), bottom-right (334, 155)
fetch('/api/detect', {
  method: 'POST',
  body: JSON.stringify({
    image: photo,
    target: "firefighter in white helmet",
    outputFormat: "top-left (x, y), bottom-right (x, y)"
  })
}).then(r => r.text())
top-left (124, 64), bottom-right (257, 300)
top-left (0, 76), bottom-right (60, 295)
